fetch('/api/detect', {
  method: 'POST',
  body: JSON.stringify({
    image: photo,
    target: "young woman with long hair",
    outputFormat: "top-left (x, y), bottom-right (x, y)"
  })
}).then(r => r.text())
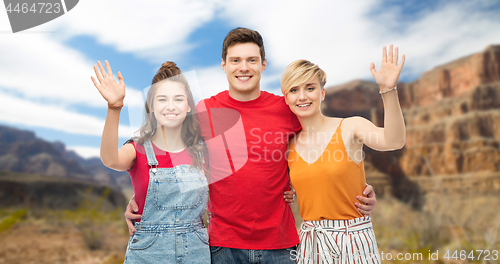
top-left (92, 60), bottom-right (209, 263)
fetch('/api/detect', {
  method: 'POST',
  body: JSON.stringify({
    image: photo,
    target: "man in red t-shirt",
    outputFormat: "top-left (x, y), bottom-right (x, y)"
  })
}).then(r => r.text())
top-left (126, 27), bottom-right (377, 264)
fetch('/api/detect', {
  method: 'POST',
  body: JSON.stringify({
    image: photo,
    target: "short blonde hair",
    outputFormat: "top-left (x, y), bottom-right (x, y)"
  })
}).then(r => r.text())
top-left (281, 59), bottom-right (327, 95)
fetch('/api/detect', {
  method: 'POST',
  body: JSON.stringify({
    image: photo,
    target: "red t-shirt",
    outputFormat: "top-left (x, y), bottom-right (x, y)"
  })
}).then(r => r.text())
top-left (128, 141), bottom-right (192, 219)
top-left (196, 90), bottom-right (301, 249)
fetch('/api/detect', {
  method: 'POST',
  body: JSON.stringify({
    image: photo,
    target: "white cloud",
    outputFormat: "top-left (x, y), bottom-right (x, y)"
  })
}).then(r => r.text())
top-left (261, 72), bottom-right (284, 95)
top-left (0, 33), bottom-right (143, 108)
top-left (393, 0), bottom-right (500, 76)
top-left (193, 65), bottom-right (229, 99)
top-left (0, 91), bottom-right (134, 137)
top-left (67, 145), bottom-right (101, 159)
top-left (0, 0), bottom-right (221, 137)
top-left (39, 0), bottom-right (224, 63)
top-left (217, 0), bottom-right (500, 85)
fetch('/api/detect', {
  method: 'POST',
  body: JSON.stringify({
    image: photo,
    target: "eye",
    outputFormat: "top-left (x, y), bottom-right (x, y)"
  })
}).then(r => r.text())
top-left (175, 98), bottom-right (184, 102)
top-left (290, 88), bottom-right (298, 93)
top-left (307, 87), bottom-right (315, 91)
top-left (232, 59), bottom-right (238, 63)
top-left (158, 98), bottom-right (166, 101)
top-left (249, 59), bottom-right (256, 63)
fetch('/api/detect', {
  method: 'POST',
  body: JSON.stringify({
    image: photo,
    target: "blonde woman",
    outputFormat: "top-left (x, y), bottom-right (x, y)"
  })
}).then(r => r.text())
top-left (281, 46), bottom-right (405, 263)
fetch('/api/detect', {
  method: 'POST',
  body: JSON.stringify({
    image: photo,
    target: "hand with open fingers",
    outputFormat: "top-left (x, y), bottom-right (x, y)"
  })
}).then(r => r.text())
top-left (370, 45), bottom-right (405, 92)
top-left (355, 184), bottom-right (377, 216)
top-left (124, 196), bottom-right (142, 236)
top-left (91, 60), bottom-right (125, 108)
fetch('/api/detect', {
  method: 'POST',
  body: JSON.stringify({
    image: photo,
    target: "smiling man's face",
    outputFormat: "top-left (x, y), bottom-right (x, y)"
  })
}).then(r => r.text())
top-left (222, 42), bottom-right (267, 101)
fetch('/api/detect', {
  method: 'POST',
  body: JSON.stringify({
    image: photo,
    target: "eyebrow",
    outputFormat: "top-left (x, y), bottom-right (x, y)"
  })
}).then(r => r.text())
top-left (228, 56), bottom-right (260, 60)
top-left (156, 94), bottom-right (186, 98)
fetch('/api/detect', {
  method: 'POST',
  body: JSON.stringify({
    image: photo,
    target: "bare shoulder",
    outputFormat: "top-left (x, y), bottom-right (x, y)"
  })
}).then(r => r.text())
top-left (341, 116), bottom-right (379, 141)
top-left (342, 116), bottom-right (373, 129)
top-left (119, 142), bottom-right (137, 159)
top-left (343, 116), bottom-right (370, 124)
top-left (121, 142), bottom-right (136, 151)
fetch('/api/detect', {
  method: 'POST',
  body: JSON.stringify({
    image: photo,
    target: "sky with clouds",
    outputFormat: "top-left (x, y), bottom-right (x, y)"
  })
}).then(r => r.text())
top-left (0, 0), bottom-right (499, 158)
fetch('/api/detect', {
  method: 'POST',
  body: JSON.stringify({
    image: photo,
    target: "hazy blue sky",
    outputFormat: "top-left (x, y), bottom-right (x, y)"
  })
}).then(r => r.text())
top-left (1, 0), bottom-right (499, 158)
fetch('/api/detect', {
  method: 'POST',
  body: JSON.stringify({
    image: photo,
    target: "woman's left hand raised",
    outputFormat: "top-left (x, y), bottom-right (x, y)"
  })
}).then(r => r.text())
top-left (370, 45), bottom-right (405, 91)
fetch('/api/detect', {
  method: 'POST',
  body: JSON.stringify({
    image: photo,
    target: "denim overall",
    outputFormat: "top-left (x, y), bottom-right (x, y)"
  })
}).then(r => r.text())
top-left (124, 141), bottom-right (210, 263)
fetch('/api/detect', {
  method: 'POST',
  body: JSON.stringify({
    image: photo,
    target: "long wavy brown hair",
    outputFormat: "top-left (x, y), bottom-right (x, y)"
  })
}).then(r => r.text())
top-left (126, 62), bottom-right (206, 172)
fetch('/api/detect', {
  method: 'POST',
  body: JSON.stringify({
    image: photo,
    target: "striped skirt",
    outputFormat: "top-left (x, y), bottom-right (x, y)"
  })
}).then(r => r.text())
top-left (296, 216), bottom-right (380, 264)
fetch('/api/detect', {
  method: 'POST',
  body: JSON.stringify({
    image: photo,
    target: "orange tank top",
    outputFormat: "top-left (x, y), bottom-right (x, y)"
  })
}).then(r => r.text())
top-left (288, 119), bottom-right (366, 221)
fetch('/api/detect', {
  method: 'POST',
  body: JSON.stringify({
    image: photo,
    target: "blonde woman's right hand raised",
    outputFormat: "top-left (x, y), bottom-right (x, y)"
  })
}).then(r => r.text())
top-left (91, 60), bottom-right (125, 108)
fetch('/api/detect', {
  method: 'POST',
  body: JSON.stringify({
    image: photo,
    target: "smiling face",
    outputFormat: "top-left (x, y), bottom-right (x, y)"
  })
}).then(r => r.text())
top-left (152, 80), bottom-right (191, 129)
top-left (221, 42), bottom-right (267, 100)
top-left (284, 76), bottom-right (325, 118)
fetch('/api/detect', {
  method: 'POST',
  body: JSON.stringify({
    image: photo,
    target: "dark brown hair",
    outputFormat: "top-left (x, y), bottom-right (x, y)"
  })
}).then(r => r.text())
top-left (222, 27), bottom-right (265, 63)
top-left (127, 62), bottom-right (206, 172)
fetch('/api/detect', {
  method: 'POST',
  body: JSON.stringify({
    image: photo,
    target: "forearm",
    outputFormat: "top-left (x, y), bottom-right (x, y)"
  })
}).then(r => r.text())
top-left (381, 89), bottom-right (406, 149)
top-left (100, 107), bottom-right (122, 168)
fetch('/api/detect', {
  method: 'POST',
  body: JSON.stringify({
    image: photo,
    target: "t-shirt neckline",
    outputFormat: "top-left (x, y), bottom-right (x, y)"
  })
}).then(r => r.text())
top-left (225, 90), bottom-right (269, 107)
top-left (150, 141), bottom-right (187, 154)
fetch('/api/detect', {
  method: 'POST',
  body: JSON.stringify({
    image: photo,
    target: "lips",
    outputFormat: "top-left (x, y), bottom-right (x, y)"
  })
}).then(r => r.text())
top-left (162, 113), bottom-right (179, 120)
top-left (297, 103), bottom-right (312, 108)
top-left (236, 75), bottom-right (252, 81)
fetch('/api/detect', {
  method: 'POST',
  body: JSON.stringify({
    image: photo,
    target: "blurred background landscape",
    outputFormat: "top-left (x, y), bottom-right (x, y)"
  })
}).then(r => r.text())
top-left (1, 0), bottom-right (500, 263)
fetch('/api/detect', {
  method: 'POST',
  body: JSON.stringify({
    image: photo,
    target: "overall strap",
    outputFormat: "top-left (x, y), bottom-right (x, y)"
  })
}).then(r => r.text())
top-left (143, 140), bottom-right (158, 167)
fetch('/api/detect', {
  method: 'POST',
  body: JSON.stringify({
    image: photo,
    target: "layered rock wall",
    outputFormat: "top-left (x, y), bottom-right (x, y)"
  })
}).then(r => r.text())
top-left (398, 45), bottom-right (500, 108)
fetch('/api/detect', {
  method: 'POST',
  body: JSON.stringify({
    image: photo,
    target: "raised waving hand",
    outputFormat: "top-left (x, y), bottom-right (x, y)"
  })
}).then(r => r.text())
top-left (91, 60), bottom-right (125, 107)
top-left (91, 60), bottom-right (135, 172)
top-left (370, 45), bottom-right (405, 91)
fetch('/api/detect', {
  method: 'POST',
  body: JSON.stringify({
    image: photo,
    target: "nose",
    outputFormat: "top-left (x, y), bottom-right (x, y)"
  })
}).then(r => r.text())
top-left (239, 61), bottom-right (249, 72)
top-left (165, 100), bottom-right (176, 111)
top-left (298, 89), bottom-right (307, 100)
